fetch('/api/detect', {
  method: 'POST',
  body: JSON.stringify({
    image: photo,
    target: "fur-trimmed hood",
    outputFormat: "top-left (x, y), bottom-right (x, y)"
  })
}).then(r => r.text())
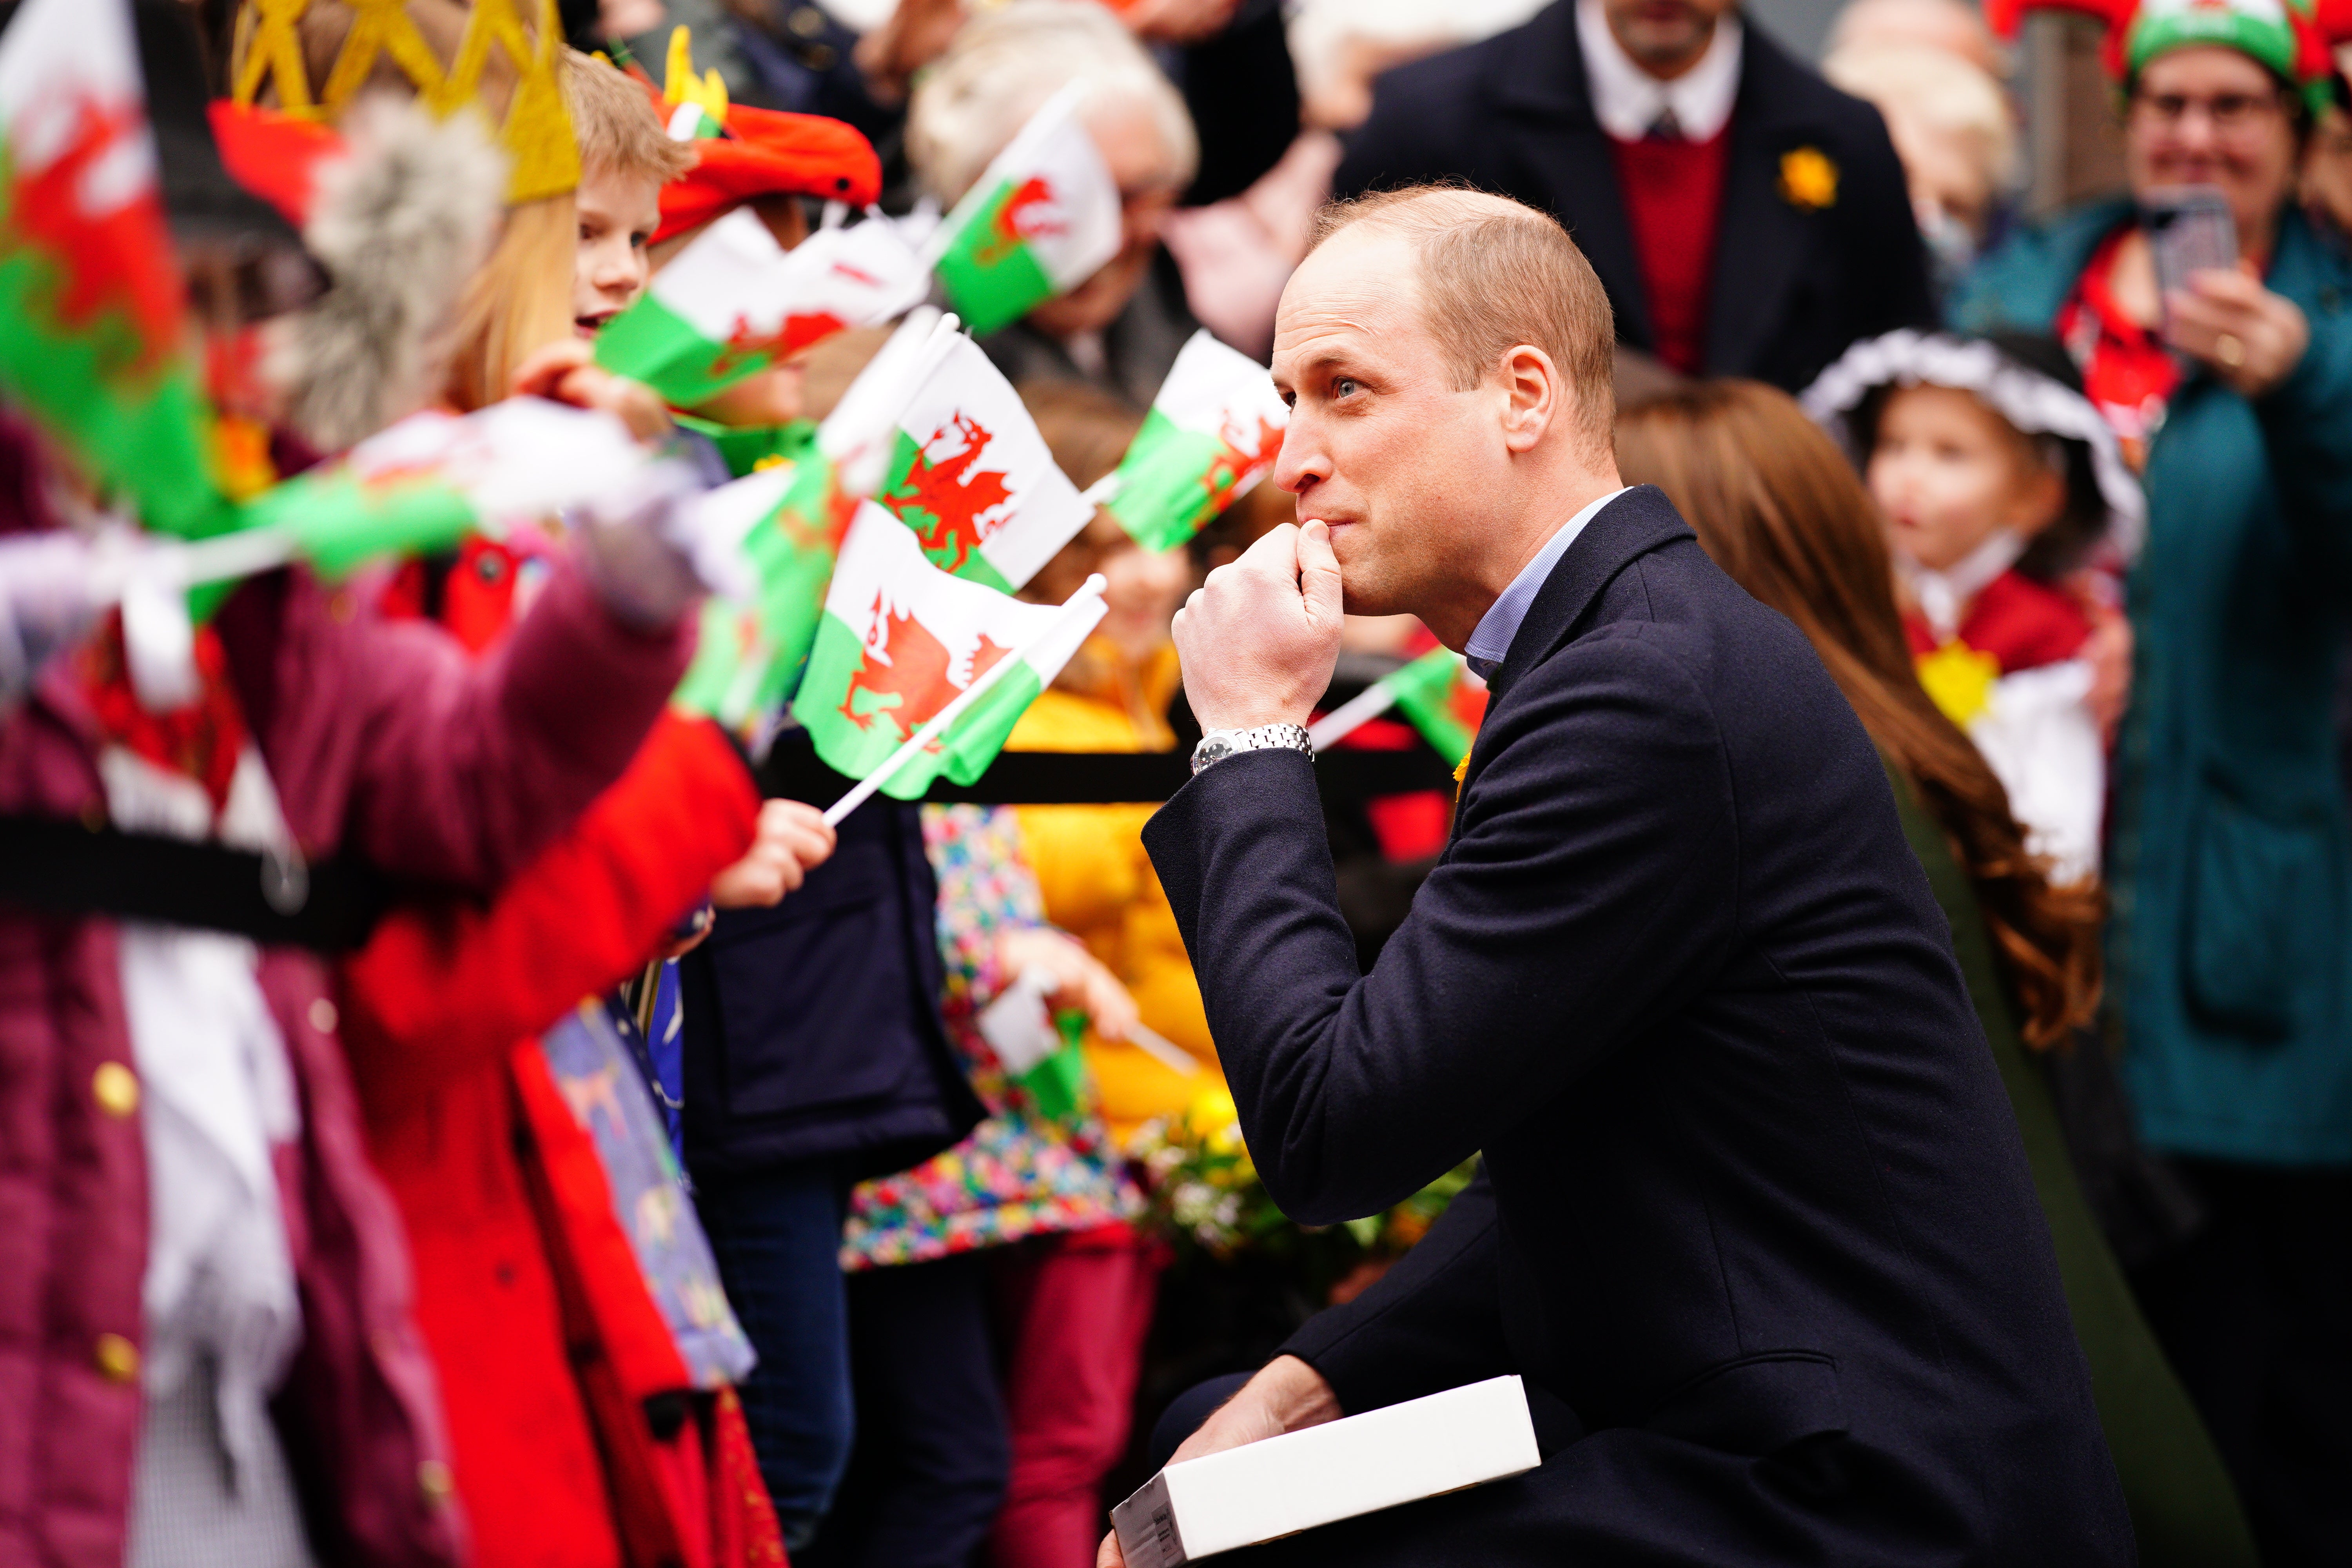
top-left (270, 97), bottom-right (507, 454)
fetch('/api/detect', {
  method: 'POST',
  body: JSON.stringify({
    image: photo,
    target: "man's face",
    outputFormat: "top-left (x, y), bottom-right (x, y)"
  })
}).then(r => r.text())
top-left (573, 164), bottom-right (664, 338)
top-left (1269, 227), bottom-right (1514, 620)
top-left (1603, 0), bottom-right (1739, 79)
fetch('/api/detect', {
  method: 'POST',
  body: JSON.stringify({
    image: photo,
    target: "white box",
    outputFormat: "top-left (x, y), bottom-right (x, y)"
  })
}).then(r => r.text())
top-left (1111, 1375), bottom-right (1541, 1565)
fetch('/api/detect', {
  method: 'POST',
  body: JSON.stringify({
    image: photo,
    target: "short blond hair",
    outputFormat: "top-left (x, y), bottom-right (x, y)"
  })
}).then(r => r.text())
top-left (565, 49), bottom-right (694, 184)
top-left (1309, 186), bottom-right (1618, 461)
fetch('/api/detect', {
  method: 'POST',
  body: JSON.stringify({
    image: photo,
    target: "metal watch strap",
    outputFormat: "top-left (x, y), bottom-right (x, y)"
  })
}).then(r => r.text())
top-left (1190, 723), bottom-right (1315, 777)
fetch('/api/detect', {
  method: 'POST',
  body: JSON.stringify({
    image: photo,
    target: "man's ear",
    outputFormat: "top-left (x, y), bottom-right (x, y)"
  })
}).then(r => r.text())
top-left (1499, 344), bottom-right (1560, 454)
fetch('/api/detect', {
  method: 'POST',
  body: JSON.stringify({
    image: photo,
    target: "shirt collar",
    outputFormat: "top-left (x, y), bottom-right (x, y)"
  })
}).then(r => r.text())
top-left (1463, 488), bottom-right (1628, 679)
top-left (1575, 0), bottom-right (1744, 142)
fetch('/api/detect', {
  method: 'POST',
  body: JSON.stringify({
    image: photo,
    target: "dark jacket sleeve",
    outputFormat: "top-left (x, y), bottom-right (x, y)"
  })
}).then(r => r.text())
top-left (1143, 627), bottom-right (1739, 1223)
top-left (1330, 45), bottom-right (1488, 200)
top-left (1177, 0), bottom-right (1300, 207)
top-left (1281, 1168), bottom-right (1513, 1413)
top-left (1834, 99), bottom-right (1936, 338)
top-left (218, 559), bottom-right (693, 891)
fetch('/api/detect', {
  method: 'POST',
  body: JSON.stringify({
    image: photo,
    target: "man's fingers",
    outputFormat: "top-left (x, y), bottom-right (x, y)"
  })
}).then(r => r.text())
top-left (1097, 1530), bottom-right (1127, 1568)
top-left (1297, 518), bottom-right (1345, 626)
top-left (1235, 520), bottom-right (1301, 579)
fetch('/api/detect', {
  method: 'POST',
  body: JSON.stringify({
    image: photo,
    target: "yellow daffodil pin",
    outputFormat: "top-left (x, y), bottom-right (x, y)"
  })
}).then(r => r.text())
top-left (1779, 146), bottom-right (1838, 212)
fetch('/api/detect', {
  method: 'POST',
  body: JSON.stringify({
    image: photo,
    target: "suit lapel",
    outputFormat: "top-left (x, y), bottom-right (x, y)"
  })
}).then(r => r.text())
top-left (1488, 4), bottom-right (1653, 350)
top-left (1457, 488), bottom-right (1695, 809)
top-left (1703, 31), bottom-right (1826, 377)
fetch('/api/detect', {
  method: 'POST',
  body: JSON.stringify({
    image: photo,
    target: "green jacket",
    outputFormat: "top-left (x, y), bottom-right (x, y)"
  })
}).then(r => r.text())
top-left (1951, 200), bottom-right (2352, 1165)
top-left (1891, 781), bottom-right (2255, 1567)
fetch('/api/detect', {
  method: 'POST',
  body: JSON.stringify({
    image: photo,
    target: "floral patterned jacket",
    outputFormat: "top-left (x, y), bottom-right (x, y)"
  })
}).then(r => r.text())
top-left (838, 806), bottom-right (1145, 1269)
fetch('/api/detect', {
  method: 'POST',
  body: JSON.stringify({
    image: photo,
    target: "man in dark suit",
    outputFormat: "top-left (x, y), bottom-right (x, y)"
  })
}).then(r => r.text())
top-left (1333, 0), bottom-right (1934, 393)
top-left (1098, 188), bottom-right (2130, 1564)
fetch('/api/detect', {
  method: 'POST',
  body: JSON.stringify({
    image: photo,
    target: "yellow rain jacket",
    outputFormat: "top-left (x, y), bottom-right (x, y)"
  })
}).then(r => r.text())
top-left (1009, 637), bottom-right (1224, 1145)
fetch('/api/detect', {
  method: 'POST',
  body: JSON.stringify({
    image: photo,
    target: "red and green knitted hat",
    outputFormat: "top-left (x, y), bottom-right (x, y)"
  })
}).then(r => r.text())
top-left (1989, 0), bottom-right (2345, 116)
top-left (2122, 0), bottom-right (2335, 113)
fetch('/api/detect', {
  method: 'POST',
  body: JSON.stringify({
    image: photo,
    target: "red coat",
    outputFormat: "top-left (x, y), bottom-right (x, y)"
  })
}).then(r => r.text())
top-left (341, 712), bottom-right (779, 1568)
top-left (0, 556), bottom-right (691, 1568)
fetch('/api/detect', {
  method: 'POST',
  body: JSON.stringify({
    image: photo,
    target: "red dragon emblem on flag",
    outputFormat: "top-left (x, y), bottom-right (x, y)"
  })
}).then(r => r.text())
top-left (5, 89), bottom-right (183, 377)
top-left (709, 309), bottom-right (851, 382)
top-left (1198, 412), bottom-right (1286, 513)
top-left (882, 411), bottom-right (1014, 575)
top-left (975, 176), bottom-right (1066, 268)
top-left (838, 594), bottom-right (1013, 744)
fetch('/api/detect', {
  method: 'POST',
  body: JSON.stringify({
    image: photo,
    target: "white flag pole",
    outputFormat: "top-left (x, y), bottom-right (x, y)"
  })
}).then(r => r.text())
top-left (1078, 471), bottom-right (1123, 508)
top-left (822, 573), bottom-right (1109, 827)
top-left (1123, 1022), bottom-right (1200, 1077)
top-left (86, 526), bottom-right (302, 609)
top-left (1305, 677), bottom-right (1401, 753)
top-left (818, 311), bottom-right (963, 498)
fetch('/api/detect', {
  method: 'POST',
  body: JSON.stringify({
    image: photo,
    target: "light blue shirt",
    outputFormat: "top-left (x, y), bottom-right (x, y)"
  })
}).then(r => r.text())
top-left (1463, 488), bottom-right (1627, 678)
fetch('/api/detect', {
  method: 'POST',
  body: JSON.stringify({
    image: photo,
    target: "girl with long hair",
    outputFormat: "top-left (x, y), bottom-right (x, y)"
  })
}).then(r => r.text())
top-left (1615, 378), bottom-right (2254, 1568)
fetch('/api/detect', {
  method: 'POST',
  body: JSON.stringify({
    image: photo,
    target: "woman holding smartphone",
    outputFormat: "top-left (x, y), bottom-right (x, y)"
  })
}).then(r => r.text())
top-left (1951, 4), bottom-right (2352, 1564)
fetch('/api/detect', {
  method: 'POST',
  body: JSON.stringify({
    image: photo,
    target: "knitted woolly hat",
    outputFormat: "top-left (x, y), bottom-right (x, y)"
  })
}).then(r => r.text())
top-left (1988, 0), bottom-right (2345, 117)
top-left (650, 106), bottom-right (884, 245)
top-left (2122, 0), bottom-right (2335, 114)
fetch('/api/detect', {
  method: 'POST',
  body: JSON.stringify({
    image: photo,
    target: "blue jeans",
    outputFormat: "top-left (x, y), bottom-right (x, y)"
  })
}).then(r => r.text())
top-left (695, 1162), bottom-right (855, 1550)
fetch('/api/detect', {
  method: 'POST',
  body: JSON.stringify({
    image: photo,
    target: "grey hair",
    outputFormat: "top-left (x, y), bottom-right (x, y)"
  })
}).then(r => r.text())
top-left (906, 1), bottom-right (1198, 205)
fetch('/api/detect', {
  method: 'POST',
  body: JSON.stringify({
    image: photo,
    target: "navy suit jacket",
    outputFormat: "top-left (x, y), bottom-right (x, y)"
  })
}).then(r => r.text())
top-left (1333, 2), bottom-right (1934, 393)
top-left (1142, 488), bottom-right (2131, 1563)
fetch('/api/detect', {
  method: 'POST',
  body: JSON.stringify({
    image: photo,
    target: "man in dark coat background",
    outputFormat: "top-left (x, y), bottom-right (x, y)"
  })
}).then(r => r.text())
top-left (1098, 186), bottom-right (2129, 1565)
top-left (1334, 0), bottom-right (1934, 393)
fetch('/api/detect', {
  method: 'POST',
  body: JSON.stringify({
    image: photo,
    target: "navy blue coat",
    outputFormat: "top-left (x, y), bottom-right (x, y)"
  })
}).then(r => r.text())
top-left (678, 796), bottom-right (982, 1182)
top-left (1333, 2), bottom-right (1933, 393)
top-left (1141, 488), bottom-right (2132, 1563)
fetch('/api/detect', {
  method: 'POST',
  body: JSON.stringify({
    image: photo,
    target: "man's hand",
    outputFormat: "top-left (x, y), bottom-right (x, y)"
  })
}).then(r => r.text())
top-left (1171, 519), bottom-right (1345, 732)
top-left (2167, 264), bottom-right (2310, 400)
top-left (1096, 1356), bottom-right (1341, 1567)
top-left (711, 799), bottom-right (836, 908)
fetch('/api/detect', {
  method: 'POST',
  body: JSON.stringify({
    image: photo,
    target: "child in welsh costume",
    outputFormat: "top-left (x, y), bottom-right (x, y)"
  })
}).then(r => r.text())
top-left (1803, 328), bottom-right (2145, 883)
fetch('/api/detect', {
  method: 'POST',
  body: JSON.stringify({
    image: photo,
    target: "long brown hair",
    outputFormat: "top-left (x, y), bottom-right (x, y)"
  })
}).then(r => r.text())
top-left (1616, 379), bottom-right (2101, 1049)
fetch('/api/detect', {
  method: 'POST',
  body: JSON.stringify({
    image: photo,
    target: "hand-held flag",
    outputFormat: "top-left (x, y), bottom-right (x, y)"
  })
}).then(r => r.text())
top-left (1101, 330), bottom-right (1289, 552)
top-left (924, 83), bottom-right (1121, 336)
top-left (796, 502), bottom-right (1107, 816)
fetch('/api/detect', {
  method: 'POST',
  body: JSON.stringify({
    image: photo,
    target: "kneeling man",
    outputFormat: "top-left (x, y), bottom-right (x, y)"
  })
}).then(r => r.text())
top-left (1110, 188), bottom-right (2131, 1565)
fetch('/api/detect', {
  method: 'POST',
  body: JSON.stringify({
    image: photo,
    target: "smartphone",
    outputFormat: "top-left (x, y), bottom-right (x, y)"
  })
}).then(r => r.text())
top-left (2141, 185), bottom-right (2238, 315)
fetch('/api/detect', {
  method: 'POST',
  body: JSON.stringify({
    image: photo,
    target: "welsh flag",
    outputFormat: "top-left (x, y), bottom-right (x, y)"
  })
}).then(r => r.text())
top-left (792, 501), bottom-right (1105, 797)
top-left (1105, 330), bottom-right (1288, 552)
top-left (672, 454), bottom-right (854, 727)
top-left (1385, 648), bottom-right (1488, 767)
top-left (595, 210), bottom-right (924, 408)
top-left (344, 398), bottom-right (652, 531)
top-left (876, 334), bottom-right (1091, 591)
top-left (0, 0), bottom-right (219, 539)
top-left (928, 85), bottom-right (1120, 336)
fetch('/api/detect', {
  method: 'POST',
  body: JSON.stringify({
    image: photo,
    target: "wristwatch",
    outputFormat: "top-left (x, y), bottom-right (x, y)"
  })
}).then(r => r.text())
top-left (1191, 723), bottom-right (1315, 776)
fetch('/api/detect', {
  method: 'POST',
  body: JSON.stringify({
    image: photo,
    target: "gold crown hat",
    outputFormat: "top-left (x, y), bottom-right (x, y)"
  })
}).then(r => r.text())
top-left (230, 0), bottom-right (580, 203)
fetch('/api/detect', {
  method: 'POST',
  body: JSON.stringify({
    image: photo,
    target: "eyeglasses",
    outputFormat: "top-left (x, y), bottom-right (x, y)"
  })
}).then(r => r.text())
top-left (2130, 89), bottom-right (2289, 132)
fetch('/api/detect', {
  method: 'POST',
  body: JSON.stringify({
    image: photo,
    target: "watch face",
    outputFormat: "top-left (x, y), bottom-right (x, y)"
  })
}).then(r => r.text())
top-left (1197, 735), bottom-right (1234, 764)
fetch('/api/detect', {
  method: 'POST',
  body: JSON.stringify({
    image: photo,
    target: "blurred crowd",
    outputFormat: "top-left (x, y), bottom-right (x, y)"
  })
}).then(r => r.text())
top-left (2, 0), bottom-right (2350, 1567)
